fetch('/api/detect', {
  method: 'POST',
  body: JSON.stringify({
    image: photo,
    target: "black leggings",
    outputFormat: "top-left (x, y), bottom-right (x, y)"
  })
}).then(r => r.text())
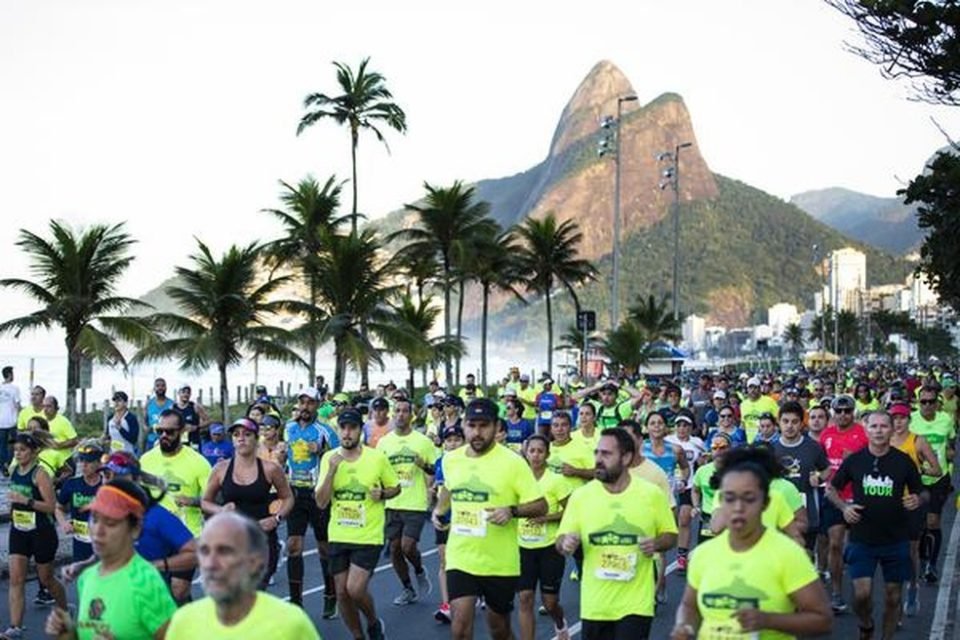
top-left (258, 530), bottom-right (280, 590)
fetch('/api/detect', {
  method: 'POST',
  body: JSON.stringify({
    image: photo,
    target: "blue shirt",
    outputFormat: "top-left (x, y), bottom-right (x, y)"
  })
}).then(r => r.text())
top-left (434, 456), bottom-right (450, 525)
top-left (535, 392), bottom-right (561, 426)
top-left (706, 427), bottom-right (748, 448)
top-left (57, 476), bottom-right (101, 561)
top-left (505, 418), bottom-right (535, 447)
top-left (136, 504), bottom-right (194, 561)
top-left (200, 439), bottom-right (235, 467)
top-left (144, 397), bottom-right (174, 451)
top-left (285, 420), bottom-right (333, 488)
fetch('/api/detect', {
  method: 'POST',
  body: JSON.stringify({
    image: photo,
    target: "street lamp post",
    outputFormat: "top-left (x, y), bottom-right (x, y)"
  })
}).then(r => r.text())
top-left (599, 95), bottom-right (637, 329)
top-left (657, 141), bottom-right (693, 320)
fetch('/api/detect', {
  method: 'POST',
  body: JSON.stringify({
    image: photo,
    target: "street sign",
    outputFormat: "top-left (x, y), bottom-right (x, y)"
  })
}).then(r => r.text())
top-left (79, 357), bottom-right (93, 390)
top-left (576, 310), bottom-right (596, 332)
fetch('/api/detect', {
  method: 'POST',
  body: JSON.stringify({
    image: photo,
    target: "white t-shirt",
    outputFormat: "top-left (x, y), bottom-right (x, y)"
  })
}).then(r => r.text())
top-left (0, 382), bottom-right (21, 429)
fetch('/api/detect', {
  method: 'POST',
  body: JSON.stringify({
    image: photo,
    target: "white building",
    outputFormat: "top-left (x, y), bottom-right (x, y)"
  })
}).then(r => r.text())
top-left (768, 303), bottom-right (800, 338)
top-left (829, 248), bottom-right (867, 312)
top-left (682, 314), bottom-right (706, 351)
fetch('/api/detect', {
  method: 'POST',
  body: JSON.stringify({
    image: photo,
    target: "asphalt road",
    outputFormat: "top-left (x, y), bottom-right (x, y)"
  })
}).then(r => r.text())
top-left (4, 498), bottom-right (957, 640)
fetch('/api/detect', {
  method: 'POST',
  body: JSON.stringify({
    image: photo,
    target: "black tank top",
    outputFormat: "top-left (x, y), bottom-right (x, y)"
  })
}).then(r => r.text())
top-left (221, 457), bottom-right (272, 521)
top-left (10, 462), bottom-right (52, 530)
top-left (174, 401), bottom-right (201, 446)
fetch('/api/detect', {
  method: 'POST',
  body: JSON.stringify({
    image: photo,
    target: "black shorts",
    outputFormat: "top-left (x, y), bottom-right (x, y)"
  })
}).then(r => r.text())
top-left (328, 542), bottom-right (381, 574)
top-left (447, 569), bottom-right (517, 615)
top-left (435, 527), bottom-right (449, 546)
top-left (924, 475), bottom-right (952, 515)
top-left (582, 615), bottom-right (652, 640)
top-left (677, 490), bottom-right (693, 507)
top-left (518, 545), bottom-right (565, 595)
top-left (288, 487), bottom-right (329, 540)
top-left (820, 499), bottom-right (847, 533)
top-left (385, 509), bottom-right (427, 542)
top-left (9, 525), bottom-right (57, 564)
top-left (803, 530), bottom-right (818, 552)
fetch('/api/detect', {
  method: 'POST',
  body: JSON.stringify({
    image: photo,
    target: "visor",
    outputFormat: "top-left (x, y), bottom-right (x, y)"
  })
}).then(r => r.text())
top-left (89, 485), bottom-right (145, 521)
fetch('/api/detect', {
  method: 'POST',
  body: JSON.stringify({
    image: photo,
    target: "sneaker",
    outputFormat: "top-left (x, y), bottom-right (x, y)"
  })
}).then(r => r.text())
top-left (478, 597), bottom-right (486, 610)
top-left (368, 617), bottom-right (387, 640)
top-left (818, 570), bottom-right (831, 584)
top-left (1, 627), bottom-right (23, 639)
top-left (268, 575), bottom-right (275, 586)
top-left (392, 587), bottom-right (418, 606)
top-left (656, 589), bottom-right (668, 605)
top-left (538, 605), bottom-right (549, 616)
top-left (923, 564), bottom-right (939, 584)
top-left (831, 592), bottom-right (848, 613)
top-left (569, 569), bottom-right (579, 582)
top-left (676, 555), bottom-right (688, 575)
top-left (555, 619), bottom-right (571, 640)
top-left (434, 602), bottom-right (452, 624)
top-left (415, 569), bottom-right (433, 598)
top-left (322, 594), bottom-right (338, 619)
top-left (34, 587), bottom-right (56, 606)
top-left (904, 584), bottom-right (920, 617)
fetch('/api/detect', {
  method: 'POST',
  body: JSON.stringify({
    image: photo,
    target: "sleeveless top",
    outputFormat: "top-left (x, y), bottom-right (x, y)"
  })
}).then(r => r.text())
top-left (173, 401), bottom-right (201, 446)
top-left (10, 462), bottom-right (53, 532)
top-left (221, 457), bottom-right (273, 522)
top-left (643, 440), bottom-right (678, 477)
top-left (894, 432), bottom-right (921, 470)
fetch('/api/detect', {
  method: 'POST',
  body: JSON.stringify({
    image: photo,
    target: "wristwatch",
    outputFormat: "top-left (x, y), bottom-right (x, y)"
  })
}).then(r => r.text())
top-left (509, 505), bottom-right (519, 518)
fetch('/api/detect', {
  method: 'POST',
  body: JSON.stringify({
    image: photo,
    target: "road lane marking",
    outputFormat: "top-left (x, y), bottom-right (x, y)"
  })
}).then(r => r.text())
top-left (930, 504), bottom-right (960, 640)
top-left (285, 547), bottom-right (440, 600)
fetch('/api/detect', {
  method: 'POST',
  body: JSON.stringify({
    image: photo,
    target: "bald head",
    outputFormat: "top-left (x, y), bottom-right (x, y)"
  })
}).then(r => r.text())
top-left (198, 512), bottom-right (267, 603)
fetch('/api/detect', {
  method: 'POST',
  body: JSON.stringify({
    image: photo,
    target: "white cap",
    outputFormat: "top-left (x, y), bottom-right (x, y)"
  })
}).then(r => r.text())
top-left (712, 390), bottom-right (727, 400)
top-left (297, 387), bottom-right (320, 400)
top-left (746, 377), bottom-right (761, 387)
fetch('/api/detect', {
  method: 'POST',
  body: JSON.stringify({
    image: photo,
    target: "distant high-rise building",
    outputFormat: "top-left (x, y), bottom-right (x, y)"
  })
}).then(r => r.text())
top-left (682, 314), bottom-right (706, 351)
top-left (829, 248), bottom-right (867, 312)
top-left (768, 303), bottom-right (800, 338)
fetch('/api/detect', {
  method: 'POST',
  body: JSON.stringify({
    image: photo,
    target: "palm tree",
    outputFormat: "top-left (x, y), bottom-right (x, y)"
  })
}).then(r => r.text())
top-left (297, 58), bottom-right (407, 234)
top-left (627, 294), bottom-right (682, 343)
top-left (0, 221), bottom-right (156, 418)
top-left (134, 241), bottom-right (304, 421)
top-left (391, 181), bottom-right (496, 384)
top-left (809, 306), bottom-right (836, 352)
top-left (601, 321), bottom-right (653, 377)
top-left (782, 322), bottom-right (806, 360)
top-left (262, 175), bottom-right (347, 384)
top-left (396, 249), bottom-right (439, 307)
top-left (837, 309), bottom-right (860, 355)
top-left (388, 293), bottom-right (464, 394)
top-left (515, 213), bottom-right (597, 376)
top-left (469, 227), bottom-right (526, 387)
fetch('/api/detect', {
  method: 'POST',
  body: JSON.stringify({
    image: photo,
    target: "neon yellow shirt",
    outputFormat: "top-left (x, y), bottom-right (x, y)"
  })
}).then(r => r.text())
top-left (739, 395), bottom-right (780, 442)
top-left (444, 444), bottom-right (542, 576)
top-left (855, 398), bottom-right (880, 416)
top-left (518, 386), bottom-right (539, 421)
top-left (570, 428), bottom-right (600, 456)
top-left (318, 445), bottom-right (399, 546)
top-left (688, 528), bottom-right (818, 639)
top-left (376, 429), bottom-right (438, 512)
top-left (546, 439), bottom-right (593, 488)
top-left (16, 406), bottom-right (43, 431)
top-left (45, 414), bottom-right (78, 471)
top-left (772, 477), bottom-right (804, 513)
top-left (557, 476), bottom-right (677, 619)
top-left (166, 591), bottom-right (319, 639)
top-left (140, 446), bottom-right (212, 536)
top-left (518, 470), bottom-right (573, 550)
top-left (910, 410), bottom-right (955, 485)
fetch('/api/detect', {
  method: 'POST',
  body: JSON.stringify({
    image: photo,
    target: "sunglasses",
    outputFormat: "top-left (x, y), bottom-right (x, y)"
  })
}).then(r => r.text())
top-left (711, 444), bottom-right (730, 451)
top-left (154, 428), bottom-right (180, 436)
top-left (719, 414), bottom-right (734, 419)
top-left (919, 399), bottom-right (938, 405)
top-left (833, 408), bottom-right (853, 414)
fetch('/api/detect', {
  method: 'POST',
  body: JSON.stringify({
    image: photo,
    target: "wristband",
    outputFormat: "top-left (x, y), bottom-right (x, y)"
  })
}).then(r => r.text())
top-left (510, 505), bottom-right (519, 518)
top-left (163, 559), bottom-right (169, 573)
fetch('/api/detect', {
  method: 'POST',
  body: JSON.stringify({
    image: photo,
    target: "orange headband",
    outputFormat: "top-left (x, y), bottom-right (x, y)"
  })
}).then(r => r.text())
top-left (90, 485), bottom-right (146, 520)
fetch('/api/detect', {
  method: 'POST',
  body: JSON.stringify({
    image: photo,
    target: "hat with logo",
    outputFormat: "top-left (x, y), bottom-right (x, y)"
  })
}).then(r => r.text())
top-left (209, 422), bottom-right (226, 435)
top-left (441, 425), bottom-right (465, 440)
top-left (465, 398), bottom-right (498, 421)
top-left (338, 408), bottom-right (363, 426)
top-left (746, 377), bottom-right (761, 388)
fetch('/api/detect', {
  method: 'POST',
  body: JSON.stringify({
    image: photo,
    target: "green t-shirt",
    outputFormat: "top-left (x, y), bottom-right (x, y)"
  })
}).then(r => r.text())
top-left (377, 429), bottom-right (439, 512)
top-left (910, 410), bottom-right (955, 485)
top-left (571, 427), bottom-right (600, 455)
top-left (444, 444), bottom-right (543, 576)
top-left (518, 470), bottom-right (573, 549)
top-left (739, 395), bottom-right (780, 442)
top-left (592, 400), bottom-right (633, 429)
top-left (76, 554), bottom-right (176, 640)
top-left (139, 446), bottom-right (212, 536)
top-left (16, 406), bottom-right (43, 431)
top-left (557, 476), bottom-right (677, 620)
top-left (693, 462), bottom-right (718, 516)
top-left (166, 591), bottom-right (318, 639)
top-left (688, 528), bottom-right (818, 639)
top-left (318, 445), bottom-right (399, 545)
top-left (46, 414), bottom-right (78, 470)
top-left (772, 477), bottom-right (804, 513)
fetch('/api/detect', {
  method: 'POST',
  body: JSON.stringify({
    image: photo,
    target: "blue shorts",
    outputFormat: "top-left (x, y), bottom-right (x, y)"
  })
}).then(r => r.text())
top-left (844, 541), bottom-right (911, 583)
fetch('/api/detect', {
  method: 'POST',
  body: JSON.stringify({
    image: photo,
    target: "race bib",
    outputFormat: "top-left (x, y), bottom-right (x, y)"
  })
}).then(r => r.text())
top-left (335, 502), bottom-right (366, 528)
top-left (397, 468), bottom-right (414, 488)
top-left (110, 440), bottom-right (125, 451)
top-left (518, 519), bottom-right (547, 545)
top-left (451, 505), bottom-right (488, 538)
top-left (699, 620), bottom-right (759, 640)
top-left (12, 510), bottom-right (36, 532)
top-left (73, 519), bottom-right (91, 543)
top-left (539, 411), bottom-right (553, 421)
top-left (290, 468), bottom-right (316, 487)
top-left (595, 550), bottom-right (637, 581)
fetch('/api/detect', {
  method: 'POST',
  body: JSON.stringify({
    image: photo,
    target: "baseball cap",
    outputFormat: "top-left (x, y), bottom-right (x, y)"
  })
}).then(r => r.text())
top-left (519, 373), bottom-right (531, 382)
top-left (74, 439), bottom-right (104, 462)
top-left (675, 411), bottom-right (695, 426)
top-left (371, 397), bottom-right (389, 411)
top-left (746, 377), bottom-right (761, 387)
top-left (338, 408), bottom-right (363, 426)
top-left (444, 395), bottom-right (465, 408)
top-left (889, 403), bottom-right (911, 417)
top-left (228, 417), bottom-right (259, 435)
top-left (542, 379), bottom-right (553, 386)
top-left (465, 398), bottom-right (498, 421)
top-left (112, 390), bottom-right (128, 403)
top-left (261, 414), bottom-right (282, 429)
top-left (298, 387), bottom-right (320, 401)
top-left (503, 387), bottom-right (517, 398)
top-left (209, 422), bottom-right (226, 435)
top-left (89, 484), bottom-right (146, 521)
top-left (100, 451), bottom-right (140, 477)
top-left (441, 425), bottom-right (465, 440)
top-left (832, 395), bottom-right (855, 411)
top-left (943, 377), bottom-right (957, 389)
top-left (712, 390), bottom-right (727, 400)
top-left (601, 382), bottom-right (619, 393)
top-left (332, 392), bottom-right (350, 404)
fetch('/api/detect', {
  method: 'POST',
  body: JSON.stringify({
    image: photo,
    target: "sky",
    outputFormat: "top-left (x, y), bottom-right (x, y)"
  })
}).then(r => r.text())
top-left (2, 0), bottom-right (959, 353)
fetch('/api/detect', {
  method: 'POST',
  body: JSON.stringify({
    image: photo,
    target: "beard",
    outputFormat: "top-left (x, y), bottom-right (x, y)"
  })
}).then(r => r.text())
top-left (159, 436), bottom-right (180, 453)
top-left (595, 462), bottom-right (623, 483)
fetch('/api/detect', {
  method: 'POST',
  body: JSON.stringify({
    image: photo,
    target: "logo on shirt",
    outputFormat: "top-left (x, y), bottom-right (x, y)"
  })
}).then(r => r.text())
top-left (88, 597), bottom-right (105, 621)
top-left (450, 475), bottom-right (496, 503)
top-left (333, 478), bottom-right (368, 502)
top-left (702, 577), bottom-right (768, 610)
top-left (587, 514), bottom-right (645, 546)
top-left (862, 473), bottom-right (894, 497)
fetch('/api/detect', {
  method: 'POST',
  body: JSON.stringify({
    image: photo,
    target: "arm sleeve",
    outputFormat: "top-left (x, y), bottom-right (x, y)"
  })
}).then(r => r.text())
top-left (119, 414), bottom-right (139, 444)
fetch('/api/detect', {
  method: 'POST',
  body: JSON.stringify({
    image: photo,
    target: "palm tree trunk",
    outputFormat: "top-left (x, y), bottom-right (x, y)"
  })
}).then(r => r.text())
top-left (546, 284), bottom-right (554, 377)
top-left (65, 341), bottom-right (80, 420)
top-left (308, 282), bottom-right (318, 383)
top-left (408, 362), bottom-right (415, 398)
top-left (219, 362), bottom-right (229, 423)
top-left (334, 339), bottom-right (346, 393)
top-left (481, 284), bottom-right (489, 388)
top-left (350, 128), bottom-right (359, 235)
top-left (455, 279), bottom-right (465, 386)
top-left (443, 259), bottom-right (453, 385)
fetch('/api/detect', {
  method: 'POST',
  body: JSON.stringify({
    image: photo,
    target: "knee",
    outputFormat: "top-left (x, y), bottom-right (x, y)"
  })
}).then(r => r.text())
top-left (335, 580), bottom-right (349, 601)
top-left (401, 539), bottom-right (418, 557)
top-left (346, 580), bottom-right (367, 602)
top-left (287, 538), bottom-right (303, 556)
top-left (518, 591), bottom-right (535, 608)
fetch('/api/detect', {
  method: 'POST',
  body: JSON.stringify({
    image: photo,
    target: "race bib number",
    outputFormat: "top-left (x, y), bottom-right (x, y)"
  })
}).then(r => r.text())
top-left (13, 510), bottom-right (36, 532)
top-left (73, 519), bottom-right (91, 543)
top-left (518, 519), bottom-right (547, 544)
top-left (290, 468), bottom-right (316, 487)
top-left (539, 411), bottom-right (553, 421)
top-left (335, 502), bottom-right (366, 528)
top-left (595, 550), bottom-right (637, 581)
top-left (451, 506), bottom-right (488, 538)
top-left (699, 620), bottom-right (759, 640)
top-left (397, 468), bottom-right (414, 488)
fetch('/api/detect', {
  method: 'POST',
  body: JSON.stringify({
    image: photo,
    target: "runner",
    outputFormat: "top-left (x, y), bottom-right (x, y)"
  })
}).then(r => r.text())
top-left (376, 397), bottom-right (437, 605)
top-left (572, 382), bottom-right (640, 429)
top-left (139, 408), bottom-right (212, 604)
top-left (517, 434), bottom-right (572, 640)
top-left (671, 446), bottom-right (832, 639)
top-left (739, 377), bottom-right (780, 442)
top-left (556, 427), bottom-right (678, 640)
top-left (827, 410), bottom-right (925, 640)
top-left (103, 391), bottom-right (139, 454)
top-left (365, 397), bottom-right (393, 447)
top-left (201, 417), bottom-right (294, 590)
top-left (534, 379), bottom-right (563, 437)
top-left (4, 431), bottom-right (67, 639)
top-left (165, 512), bottom-right (319, 639)
top-left (431, 424), bottom-right (465, 624)
top-left (754, 411), bottom-right (781, 445)
top-left (665, 410), bottom-right (705, 573)
top-left (0, 365), bottom-right (21, 473)
top-left (316, 407), bottom-right (400, 640)
top-left (44, 479), bottom-right (177, 640)
top-left (819, 394), bottom-right (869, 613)
top-left (504, 398), bottom-right (535, 453)
top-left (910, 385), bottom-right (955, 583)
top-left (200, 422), bottom-right (234, 466)
top-left (142, 378), bottom-right (174, 452)
top-left (284, 387), bottom-right (337, 615)
top-left (546, 411), bottom-right (595, 485)
top-left (890, 401), bottom-right (941, 617)
top-left (571, 401), bottom-right (600, 454)
top-left (173, 384), bottom-right (209, 449)
top-left (40, 395), bottom-right (79, 478)
top-left (257, 414), bottom-right (287, 467)
top-left (15, 385), bottom-right (43, 432)
top-left (691, 432), bottom-right (732, 545)
top-left (431, 397), bottom-right (546, 640)
top-left (55, 440), bottom-right (104, 563)
top-left (705, 404), bottom-right (747, 448)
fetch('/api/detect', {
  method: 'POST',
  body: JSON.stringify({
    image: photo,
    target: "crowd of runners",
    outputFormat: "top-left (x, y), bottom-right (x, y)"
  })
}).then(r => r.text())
top-left (0, 360), bottom-right (956, 639)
